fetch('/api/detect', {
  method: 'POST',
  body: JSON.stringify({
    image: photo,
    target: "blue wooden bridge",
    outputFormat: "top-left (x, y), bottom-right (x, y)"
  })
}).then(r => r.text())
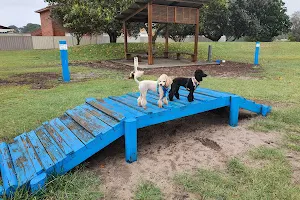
top-left (0, 87), bottom-right (271, 197)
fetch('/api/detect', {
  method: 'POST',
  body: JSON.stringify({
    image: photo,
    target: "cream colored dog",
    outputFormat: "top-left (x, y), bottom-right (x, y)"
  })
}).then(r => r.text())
top-left (133, 70), bottom-right (172, 109)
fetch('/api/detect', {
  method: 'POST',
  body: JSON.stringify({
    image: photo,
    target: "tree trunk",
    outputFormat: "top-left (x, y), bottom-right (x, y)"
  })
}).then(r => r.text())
top-left (108, 33), bottom-right (117, 43)
top-left (75, 35), bottom-right (82, 45)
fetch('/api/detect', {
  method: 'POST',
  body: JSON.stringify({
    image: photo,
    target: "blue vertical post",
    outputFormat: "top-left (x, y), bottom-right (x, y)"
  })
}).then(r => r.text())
top-left (229, 96), bottom-right (240, 127)
top-left (59, 40), bottom-right (70, 82)
top-left (125, 118), bottom-right (137, 163)
top-left (254, 41), bottom-right (260, 65)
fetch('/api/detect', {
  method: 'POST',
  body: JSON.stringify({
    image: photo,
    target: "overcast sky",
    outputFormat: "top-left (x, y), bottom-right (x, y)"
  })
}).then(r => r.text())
top-left (0, 0), bottom-right (299, 27)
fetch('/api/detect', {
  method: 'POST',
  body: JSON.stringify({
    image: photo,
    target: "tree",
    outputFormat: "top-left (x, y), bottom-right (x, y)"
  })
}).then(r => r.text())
top-left (290, 11), bottom-right (300, 42)
top-left (200, 0), bottom-right (230, 41)
top-left (160, 24), bottom-right (194, 42)
top-left (20, 23), bottom-right (41, 33)
top-left (228, 0), bottom-right (291, 41)
top-left (8, 25), bottom-right (20, 33)
top-left (46, 0), bottom-right (141, 44)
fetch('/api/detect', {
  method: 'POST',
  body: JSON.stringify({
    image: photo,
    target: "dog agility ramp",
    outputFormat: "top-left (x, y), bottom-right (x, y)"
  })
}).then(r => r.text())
top-left (0, 87), bottom-right (271, 197)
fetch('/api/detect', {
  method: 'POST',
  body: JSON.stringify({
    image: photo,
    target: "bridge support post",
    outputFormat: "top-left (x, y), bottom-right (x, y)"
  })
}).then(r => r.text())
top-left (229, 96), bottom-right (240, 127)
top-left (125, 118), bottom-right (137, 163)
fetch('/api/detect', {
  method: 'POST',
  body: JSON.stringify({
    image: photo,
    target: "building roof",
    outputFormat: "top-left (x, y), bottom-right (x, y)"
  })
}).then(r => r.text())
top-left (35, 6), bottom-right (52, 13)
top-left (0, 25), bottom-right (11, 29)
top-left (116, 0), bottom-right (210, 22)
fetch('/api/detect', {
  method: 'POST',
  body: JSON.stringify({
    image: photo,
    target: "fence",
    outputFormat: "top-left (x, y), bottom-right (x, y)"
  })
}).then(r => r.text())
top-left (0, 35), bottom-right (110, 51)
top-left (0, 34), bottom-right (220, 51)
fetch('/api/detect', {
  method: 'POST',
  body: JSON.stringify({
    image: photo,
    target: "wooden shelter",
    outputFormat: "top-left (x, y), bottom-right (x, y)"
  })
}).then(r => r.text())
top-left (117, 0), bottom-right (210, 65)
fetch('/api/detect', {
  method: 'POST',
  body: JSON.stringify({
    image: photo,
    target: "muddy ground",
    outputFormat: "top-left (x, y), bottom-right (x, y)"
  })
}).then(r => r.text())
top-left (73, 60), bottom-right (263, 78)
top-left (0, 60), bottom-right (261, 90)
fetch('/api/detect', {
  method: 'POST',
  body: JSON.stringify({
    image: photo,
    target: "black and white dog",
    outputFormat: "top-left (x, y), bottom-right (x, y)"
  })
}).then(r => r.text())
top-left (169, 70), bottom-right (207, 102)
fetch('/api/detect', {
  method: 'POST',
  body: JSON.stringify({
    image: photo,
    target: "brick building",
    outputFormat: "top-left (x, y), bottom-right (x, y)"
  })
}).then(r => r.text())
top-left (34, 6), bottom-right (66, 36)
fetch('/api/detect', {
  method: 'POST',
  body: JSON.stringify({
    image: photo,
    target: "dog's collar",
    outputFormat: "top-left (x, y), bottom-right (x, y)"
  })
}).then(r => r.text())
top-left (157, 83), bottom-right (168, 97)
top-left (186, 77), bottom-right (200, 91)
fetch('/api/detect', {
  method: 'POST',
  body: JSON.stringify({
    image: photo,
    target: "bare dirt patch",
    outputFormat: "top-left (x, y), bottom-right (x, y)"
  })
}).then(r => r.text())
top-left (0, 72), bottom-right (60, 89)
top-left (85, 111), bottom-right (277, 200)
top-left (74, 60), bottom-right (263, 79)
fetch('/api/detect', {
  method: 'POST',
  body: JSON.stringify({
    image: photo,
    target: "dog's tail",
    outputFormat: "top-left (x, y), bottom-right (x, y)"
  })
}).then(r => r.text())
top-left (134, 70), bottom-right (144, 84)
top-left (132, 64), bottom-right (144, 84)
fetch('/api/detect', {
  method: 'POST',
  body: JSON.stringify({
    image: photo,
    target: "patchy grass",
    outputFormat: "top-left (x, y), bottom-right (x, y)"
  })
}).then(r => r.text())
top-left (4, 167), bottom-right (102, 200)
top-left (134, 181), bottom-right (163, 200)
top-left (175, 148), bottom-right (300, 200)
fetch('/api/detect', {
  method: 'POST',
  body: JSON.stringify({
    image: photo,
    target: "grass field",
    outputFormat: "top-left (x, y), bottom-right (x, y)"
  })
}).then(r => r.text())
top-left (1, 42), bottom-right (300, 199)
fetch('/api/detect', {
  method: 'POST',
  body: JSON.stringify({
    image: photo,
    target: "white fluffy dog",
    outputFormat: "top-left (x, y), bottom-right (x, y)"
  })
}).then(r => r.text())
top-left (132, 69), bottom-right (172, 109)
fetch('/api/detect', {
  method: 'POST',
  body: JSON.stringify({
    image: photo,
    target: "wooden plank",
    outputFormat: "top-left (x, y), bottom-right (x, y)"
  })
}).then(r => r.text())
top-left (8, 140), bottom-right (34, 186)
top-left (26, 131), bottom-right (54, 172)
top-left (43, 122), bottom-right (73, 155)
top-left (123, 22), bottom-right (128, 59)
top-left (127, 93), bottom-right (174, 109)
top-left (109, 96), bottom-right (157, 114)
top-left (148, 90), bottom-right (200, 105)
top-left (17, 133), bottom-right (44, 175)
top-left (195, 87), bottom-right (230, 98)
top-left (35, 126), bottom-right (66, 165)
top-left (49, 118), bottom-right (85, 152)
top-left (193, 8), bottom-right (199, 62)
top-left (81, 104), bottom-right (119, 127)
top-left (124, 4), bottom-right (148, 22)
top-left (102, 98), bottom-right (145, 118)
top-left (179, 88), bottom-right (216, 101)
top-left (148, 2), bottom-right (153, 65)
top-left (60, 114), bottom-right (95, 145)
top-left (0, 142), bottom-right (18, 193)
top-left (66, 107), bottom-right (111, 137)
top-left (137, 98), bottom-right (230, 129)
top-left (86, 99), bottom-right (124, 121)
top-left (123, 94), bottom-right (167, 112)
top-left (145, 92), bottom-right (186, 107)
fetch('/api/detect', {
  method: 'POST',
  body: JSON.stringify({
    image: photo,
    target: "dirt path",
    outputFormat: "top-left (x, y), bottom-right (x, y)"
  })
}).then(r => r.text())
top-left (86, 111), bottom-right (278, 200)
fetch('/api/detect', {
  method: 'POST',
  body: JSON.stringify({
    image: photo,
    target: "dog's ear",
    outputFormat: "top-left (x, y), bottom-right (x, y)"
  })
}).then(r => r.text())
top-left (166, 76), bottom-right (173, 87)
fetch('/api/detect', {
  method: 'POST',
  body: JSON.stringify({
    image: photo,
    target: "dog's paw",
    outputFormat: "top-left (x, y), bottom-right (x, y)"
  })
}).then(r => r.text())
top-left (175, 93), bottom-right (180, 99)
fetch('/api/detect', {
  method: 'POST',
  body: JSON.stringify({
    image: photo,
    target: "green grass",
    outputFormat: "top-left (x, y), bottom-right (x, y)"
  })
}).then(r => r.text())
top-left (4, 166), bottom-right (102, 200)
top-left (1, 42), bottom-right (300, 199)
top-left (175, 148), bottom-right (300, 200)
top-left (134, 181), bottom-right (163, 200)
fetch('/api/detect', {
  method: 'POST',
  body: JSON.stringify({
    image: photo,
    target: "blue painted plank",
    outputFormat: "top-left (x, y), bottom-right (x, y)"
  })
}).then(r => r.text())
top-left (81, 104), bottom-right (119, 127)
top-left (102, 98), bottom-right (145, 118)
top-left (26, 131), bottom-right (54, 173)
top-left (144, 92), bottom-right (186, 108)
top-left (195, 87), bottom-right (230, 98)
top-left (59, 114), bottom-right (95, 145)
top-left (123, 94), bottom-right (168, 112)
top-left (85, 99), bottom-right (124, 121)
top-left (179, 88), bottom-right (216, 101)
top-left (16, 134), bottom-right (43, 176)
top-left (0, 142), bottom-right (18, 195)
top-left (49, 118), bottom-right (85, 152)
top-left (35, 126), bottom-right (66, 168)
top-left (127, 93), bottom-right (174, 109)
top-left (109, 96), bottom-right (153, 114)
top-left (43, 122), bottom-right (73, 155)
top-left (8, 140), bottom-right (33, 186)
top-left (66, 107), bottom-right (111, 137)
top-left (148, 90), bottom-right (200, 105)
top-left (137, 98), bottom-right (230, 128)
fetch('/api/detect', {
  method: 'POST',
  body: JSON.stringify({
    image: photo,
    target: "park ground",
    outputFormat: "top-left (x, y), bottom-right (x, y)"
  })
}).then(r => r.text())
top-left (0, 42), bottom-right (300, 199)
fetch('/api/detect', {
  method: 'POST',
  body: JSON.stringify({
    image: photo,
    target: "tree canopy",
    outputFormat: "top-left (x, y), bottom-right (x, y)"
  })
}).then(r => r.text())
top-left (19, 23), bottom-right (41, 34)
top-left (290, 11), bottom-right (300, 42)
top-left (227, 0), bottom-right (291, 41)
